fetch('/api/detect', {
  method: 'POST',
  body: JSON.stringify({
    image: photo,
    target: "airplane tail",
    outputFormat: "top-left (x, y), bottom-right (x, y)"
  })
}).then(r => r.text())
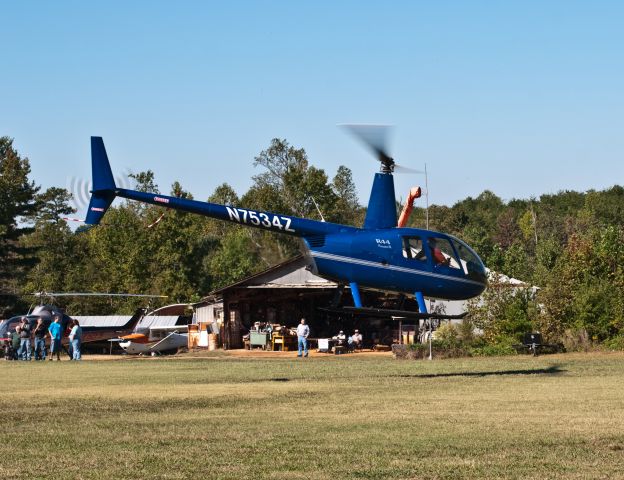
top-left (121, 308), bottom-right (146, 332)
top-left (84, 137), bottom-right (117, 225)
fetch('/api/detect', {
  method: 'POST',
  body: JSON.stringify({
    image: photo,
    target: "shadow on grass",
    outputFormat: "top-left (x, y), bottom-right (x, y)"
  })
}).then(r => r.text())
top-left (392, 365), bottom-right (566, 379)
top-left (240, 366), bottom-right (566, 384)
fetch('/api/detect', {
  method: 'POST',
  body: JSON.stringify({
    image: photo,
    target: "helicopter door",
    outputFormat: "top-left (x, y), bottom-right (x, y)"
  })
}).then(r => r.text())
top-left (402, 236), bottom-right (427, 262)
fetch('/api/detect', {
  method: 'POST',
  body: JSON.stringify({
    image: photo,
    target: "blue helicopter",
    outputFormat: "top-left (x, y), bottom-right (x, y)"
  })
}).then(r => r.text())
top-left (84, 127), bottom-right (487, 320)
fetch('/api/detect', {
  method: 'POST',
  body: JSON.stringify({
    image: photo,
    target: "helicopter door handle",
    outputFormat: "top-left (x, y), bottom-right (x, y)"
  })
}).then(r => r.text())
top-left (380, 259), bottom-right (388, 266)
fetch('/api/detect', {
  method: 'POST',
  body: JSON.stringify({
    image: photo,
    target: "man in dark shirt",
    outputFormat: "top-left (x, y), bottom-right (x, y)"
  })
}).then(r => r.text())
top-left (33, 318), bottom-right (47, 361)
top-left (18, 318), bottom-right (32, 361)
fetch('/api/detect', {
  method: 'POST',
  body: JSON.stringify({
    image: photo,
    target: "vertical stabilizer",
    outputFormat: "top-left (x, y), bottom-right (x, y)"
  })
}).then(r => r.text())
top-left (84, 137), bottom-right (117, 225)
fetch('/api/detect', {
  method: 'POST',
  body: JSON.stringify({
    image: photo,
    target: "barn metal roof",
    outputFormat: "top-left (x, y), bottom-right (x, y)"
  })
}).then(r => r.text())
top-left (205, 255), bottom-right (336, 298)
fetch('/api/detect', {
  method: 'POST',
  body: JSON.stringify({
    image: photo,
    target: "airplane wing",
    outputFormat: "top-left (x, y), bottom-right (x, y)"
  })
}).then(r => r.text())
top-left (147, 332), bottom-right (188, 353)
top-left (149, 325), bottom-right (189, 333)
top-left (320, 306), bottom-right (468, 321)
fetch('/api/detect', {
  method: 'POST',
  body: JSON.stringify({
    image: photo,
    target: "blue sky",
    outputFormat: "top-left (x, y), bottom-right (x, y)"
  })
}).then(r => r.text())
top-left (2, 1), bottom-right (623, 217)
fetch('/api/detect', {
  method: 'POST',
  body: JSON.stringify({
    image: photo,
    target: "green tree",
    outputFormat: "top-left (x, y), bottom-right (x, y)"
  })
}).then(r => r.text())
top-left (243, 138), bottom-right (341, 262)
top-left (35, 187), bottom-right (76, 223)
top-left (331, 165), bottom-right (362, 225)
top-left (207, 227), bottom-right (259, 289)
top-left (468, 274), bottom-right (538, 343)
top-left (0, 137), bottom-right (39, 315)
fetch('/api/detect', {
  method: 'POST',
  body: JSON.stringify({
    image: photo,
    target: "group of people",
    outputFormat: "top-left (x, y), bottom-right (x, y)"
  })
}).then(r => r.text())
top-left (334, 329), bottom-right (363, 350)
top-left (295, 318), bottom-right (364, 357)
top-left (3, 315), bottom-right (83, 361)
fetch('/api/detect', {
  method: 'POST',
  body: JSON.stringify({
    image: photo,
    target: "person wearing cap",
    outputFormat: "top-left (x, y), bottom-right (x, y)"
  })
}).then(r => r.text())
top-left (296, 318), bottom-right (310, 358)
top-left (351, 329), bottom-right (363, 350)
top-left (48, 316), bottom-right (63, 361)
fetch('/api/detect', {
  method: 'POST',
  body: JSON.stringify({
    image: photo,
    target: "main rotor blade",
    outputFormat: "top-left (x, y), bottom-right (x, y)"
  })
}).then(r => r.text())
top-left (340, 124), bottom-right (394, 164)
top-left (394, 164), bottom-right (425, 175)
top-left (30, 292), bottom-right (168, 298)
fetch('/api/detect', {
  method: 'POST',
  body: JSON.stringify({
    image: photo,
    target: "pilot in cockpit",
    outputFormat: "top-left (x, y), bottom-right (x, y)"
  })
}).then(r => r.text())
top-left (428, 238), bottom-right (451, 266)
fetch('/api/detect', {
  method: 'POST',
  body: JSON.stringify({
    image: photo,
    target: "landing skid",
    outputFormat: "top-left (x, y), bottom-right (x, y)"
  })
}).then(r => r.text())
top-left (319, 306), bottom-right (468, 321)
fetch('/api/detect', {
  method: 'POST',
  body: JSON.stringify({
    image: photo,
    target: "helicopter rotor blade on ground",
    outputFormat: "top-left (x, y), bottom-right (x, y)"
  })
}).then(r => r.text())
top-left (29, 292), bottom-right (168, 298)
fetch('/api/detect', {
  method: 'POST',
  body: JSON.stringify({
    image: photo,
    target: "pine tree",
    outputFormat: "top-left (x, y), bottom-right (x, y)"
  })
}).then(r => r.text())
top-left (0, 137), bottom-right (39, 316)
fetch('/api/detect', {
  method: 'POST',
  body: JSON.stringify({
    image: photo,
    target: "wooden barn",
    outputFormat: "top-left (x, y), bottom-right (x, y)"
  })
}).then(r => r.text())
top-left (193, 255), bottom-right (433, 349)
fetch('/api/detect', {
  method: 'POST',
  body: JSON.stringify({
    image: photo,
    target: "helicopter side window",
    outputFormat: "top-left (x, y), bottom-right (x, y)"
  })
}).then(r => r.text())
top-left (428, 237), bottom-right (461, 269)
top-left (402, 236), bottom-right (426, 261)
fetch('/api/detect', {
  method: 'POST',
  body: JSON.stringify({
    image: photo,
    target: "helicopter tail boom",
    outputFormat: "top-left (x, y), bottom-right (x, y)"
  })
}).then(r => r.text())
top-left (115, 187), bottom-right (348, 238)
top-left (83, 137), bottom-right (357, 237)
top-left (85, 137), bottom-right (117, 225)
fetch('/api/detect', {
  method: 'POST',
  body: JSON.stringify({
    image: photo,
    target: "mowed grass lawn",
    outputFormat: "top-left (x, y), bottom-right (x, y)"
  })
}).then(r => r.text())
top-left (1, 352), bottom-right (624, 479)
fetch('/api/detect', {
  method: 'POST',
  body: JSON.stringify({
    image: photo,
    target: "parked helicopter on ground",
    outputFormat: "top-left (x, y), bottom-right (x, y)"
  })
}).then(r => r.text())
top-left (83, 126), bottom-right (487, 318)
top-left (0, 293), bottom-right (165, 348)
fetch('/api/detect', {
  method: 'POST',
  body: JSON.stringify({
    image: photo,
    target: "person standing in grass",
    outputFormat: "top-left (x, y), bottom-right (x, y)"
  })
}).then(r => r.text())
top-left (68, 319), bottom-right (82, 361)
top-left (33, 318), bottom-right (47, 361)
top-left (18, 317), bottom-right (32, 361)
top-left (3, 330), bottom-right (15, 360)
top-left (296, 318), bottom-right (310, 358)
top-left (11, 327), bottom-right (21, 360)
top-left (48, 315), bottom-right (63, 361)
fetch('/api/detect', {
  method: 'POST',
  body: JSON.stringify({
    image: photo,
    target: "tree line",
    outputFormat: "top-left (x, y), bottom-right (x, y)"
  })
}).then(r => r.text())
top-left (2, 135), bottom-right (624, 349)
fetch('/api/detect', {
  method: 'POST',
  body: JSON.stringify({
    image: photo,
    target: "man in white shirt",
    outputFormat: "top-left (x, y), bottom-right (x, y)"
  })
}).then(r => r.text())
top-left (351, 329), bottom-right (363, 350)
top-left (296, 318), bottom-right (310, 358)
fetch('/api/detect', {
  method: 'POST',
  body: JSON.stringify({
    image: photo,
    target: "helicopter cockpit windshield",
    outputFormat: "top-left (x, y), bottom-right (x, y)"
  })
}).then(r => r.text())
top-left (449, 236), bottom-right (487, 284)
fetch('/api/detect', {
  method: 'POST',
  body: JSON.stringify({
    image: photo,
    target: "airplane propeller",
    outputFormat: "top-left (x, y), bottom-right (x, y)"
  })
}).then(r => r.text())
top-left (341, 124), bottom-right (424, 175)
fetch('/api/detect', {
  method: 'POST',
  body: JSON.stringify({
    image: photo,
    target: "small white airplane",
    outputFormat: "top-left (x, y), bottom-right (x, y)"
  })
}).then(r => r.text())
top-left (118, 326), bottom-right (188, 355)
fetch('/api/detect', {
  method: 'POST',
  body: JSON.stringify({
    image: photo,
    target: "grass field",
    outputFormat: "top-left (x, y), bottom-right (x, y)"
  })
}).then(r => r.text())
top-left (1, 351), bottom-right (624, 479)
